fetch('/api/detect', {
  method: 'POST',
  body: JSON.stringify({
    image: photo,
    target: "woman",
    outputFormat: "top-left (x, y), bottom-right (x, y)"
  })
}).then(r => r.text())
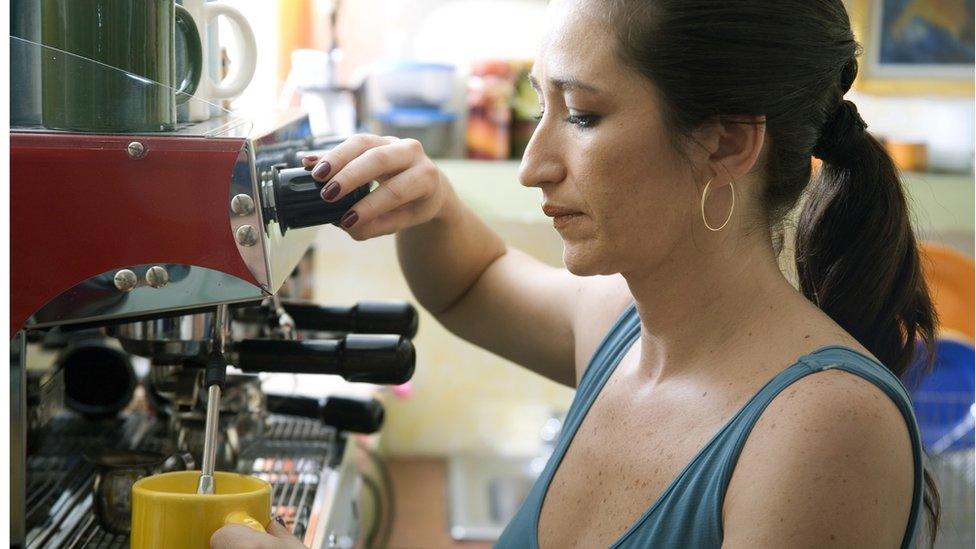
top-left (213, 0), bottom-right (939, 547)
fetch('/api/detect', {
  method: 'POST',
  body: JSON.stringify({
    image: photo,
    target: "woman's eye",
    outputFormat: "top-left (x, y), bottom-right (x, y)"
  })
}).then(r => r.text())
top-left (565, 113), bottom-right (599, 128)
top-left (531, 110), bottom-right (599, 128)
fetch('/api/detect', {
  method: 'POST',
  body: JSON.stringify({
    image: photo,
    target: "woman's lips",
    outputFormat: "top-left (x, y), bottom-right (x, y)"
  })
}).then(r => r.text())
top-left (552, 213), bottom-right (584, 230)
top-left (542, 204), bottom-right (584, 230)
top-left (542, 204), bottom-right (581, 217)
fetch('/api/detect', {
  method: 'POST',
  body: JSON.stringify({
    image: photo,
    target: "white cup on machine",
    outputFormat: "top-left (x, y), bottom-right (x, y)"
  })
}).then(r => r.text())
top-left (181, 0), bottom-right (257, 121)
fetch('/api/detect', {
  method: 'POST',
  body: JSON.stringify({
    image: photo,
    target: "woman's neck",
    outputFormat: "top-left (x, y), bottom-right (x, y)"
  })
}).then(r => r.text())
top-left (622, 237), bottom-right (801, 383)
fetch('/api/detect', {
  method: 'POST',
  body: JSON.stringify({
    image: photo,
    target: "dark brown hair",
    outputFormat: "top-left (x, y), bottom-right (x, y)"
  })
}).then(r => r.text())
top-left (603, 0), bottom-right (939, 542)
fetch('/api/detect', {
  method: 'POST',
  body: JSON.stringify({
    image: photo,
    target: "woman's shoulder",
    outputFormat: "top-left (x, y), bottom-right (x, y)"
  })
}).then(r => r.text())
top-left (722, 346), bottom-right (916, 547)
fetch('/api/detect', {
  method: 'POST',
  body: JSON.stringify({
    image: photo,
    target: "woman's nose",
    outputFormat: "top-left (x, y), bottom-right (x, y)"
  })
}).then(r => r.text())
top-left (518, 121), bottom-right (566, 188)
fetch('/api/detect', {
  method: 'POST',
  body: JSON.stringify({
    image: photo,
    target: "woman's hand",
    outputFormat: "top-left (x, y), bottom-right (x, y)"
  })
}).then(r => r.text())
top-left (210, 517), bottom-right (307, 549)
top-left (303, 134), bottom-right (452, 240)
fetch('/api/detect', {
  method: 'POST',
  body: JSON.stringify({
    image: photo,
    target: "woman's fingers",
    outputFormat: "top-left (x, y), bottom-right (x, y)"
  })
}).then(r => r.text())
top-left (266, 519), bottom-right (307, 546)
top-left (301, 154), bottom-right (318, 170)
top-left (209, 524), bottom-right (282, 549)
top-left (339, 162), bottom-right (440, 237)
top-left (209, 518), bottom-right (307, 549)
top-left (344, 204), bottom-right (418, 241)
top-left (299, 134), bottom-right (447, 240)
top-left (307, 134), bottom-right (397, 184)
top-left (318, 138), bottom-right (425, 203)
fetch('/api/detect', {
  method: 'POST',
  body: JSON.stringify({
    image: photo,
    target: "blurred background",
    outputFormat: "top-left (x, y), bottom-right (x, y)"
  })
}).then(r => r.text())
top-left (70, 0), bottom-right (970, 546)
top-left (204, 1), bottom-right (975, 546)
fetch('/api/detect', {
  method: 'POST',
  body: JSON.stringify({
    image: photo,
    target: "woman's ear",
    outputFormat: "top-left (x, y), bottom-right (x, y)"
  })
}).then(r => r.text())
top-left (708, 115), bottom-right (766, 189)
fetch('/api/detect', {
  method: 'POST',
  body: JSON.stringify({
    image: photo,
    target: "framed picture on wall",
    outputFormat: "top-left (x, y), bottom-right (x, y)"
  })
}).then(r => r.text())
top-left (848, 0), bottom-right (975, 95)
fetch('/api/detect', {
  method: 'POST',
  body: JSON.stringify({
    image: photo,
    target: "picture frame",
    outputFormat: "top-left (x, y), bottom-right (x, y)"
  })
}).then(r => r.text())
top-left (848, 0), bottom-right (975, 96)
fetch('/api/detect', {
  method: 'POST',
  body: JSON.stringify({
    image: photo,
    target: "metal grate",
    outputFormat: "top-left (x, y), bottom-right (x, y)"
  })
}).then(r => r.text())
top-left (62, 513), bottom-right (129, 549)
top-left (25, 413), bottom-right (337, 548)
top-left (25, 415), bottom-right (140, 548)
top-left (240, 416), bottom-right (337, 540)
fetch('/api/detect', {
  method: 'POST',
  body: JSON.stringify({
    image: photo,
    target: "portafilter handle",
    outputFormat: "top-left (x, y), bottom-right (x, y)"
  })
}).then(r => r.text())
top-left (281, 300), bottom-right (419, 338)
top-left (234, 334), bottom-right (415, 385)
top-left (265, 394), bottom-right (385, 434)
top-left (270, 166), bottom-right (369, 234)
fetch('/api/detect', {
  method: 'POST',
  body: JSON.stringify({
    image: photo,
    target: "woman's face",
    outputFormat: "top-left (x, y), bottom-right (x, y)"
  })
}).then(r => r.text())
top-left (519, 0), bottom-right (703, 277)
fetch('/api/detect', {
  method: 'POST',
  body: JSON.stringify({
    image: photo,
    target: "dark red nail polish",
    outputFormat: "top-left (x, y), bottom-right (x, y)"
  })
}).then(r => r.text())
top-left (312, 161), bottom-right (332, 180)
top-left (340, 211), bottom-right (358, 229)
top-left (321, 181), bottom-right (341, 201)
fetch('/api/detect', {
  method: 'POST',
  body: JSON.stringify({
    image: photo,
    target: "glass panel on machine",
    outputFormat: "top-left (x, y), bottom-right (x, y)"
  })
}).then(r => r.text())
top-left (10, 36), bottom-right (251, 138)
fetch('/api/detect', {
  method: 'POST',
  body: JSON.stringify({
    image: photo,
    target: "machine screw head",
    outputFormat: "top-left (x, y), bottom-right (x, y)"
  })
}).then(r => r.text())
top-left (231, 194), bottom-right (255, 216)
top-left (126, 141), bottom-right (146, 159)
top-left (146, 266), bottom-right (170, 288)
top-left (236, 225), bottom-right (259, 247)
top-left (114, 269), bottom-right (138, 292)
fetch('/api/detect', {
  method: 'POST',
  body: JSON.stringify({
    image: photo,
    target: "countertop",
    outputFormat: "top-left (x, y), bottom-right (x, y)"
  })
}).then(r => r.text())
top-left (387, 457), bottom-right (494, 549)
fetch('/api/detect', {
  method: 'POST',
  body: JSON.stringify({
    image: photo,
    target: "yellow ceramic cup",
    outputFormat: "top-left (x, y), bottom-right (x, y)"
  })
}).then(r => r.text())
top-left (130, 470), bottom-right (271, 549)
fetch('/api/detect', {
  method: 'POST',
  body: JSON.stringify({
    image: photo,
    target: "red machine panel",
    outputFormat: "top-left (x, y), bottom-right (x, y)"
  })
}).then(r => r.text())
top-left (10, 132), bottom-right (256, 335)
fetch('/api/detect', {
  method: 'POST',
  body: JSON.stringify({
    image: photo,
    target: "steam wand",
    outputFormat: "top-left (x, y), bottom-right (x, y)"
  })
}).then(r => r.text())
top-left (197, 304), bottom-right (230, 494)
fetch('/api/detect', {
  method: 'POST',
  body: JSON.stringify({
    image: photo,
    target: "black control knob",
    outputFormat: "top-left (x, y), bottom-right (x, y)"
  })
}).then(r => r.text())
top-left (282, 301), bottom-right (419, 338)
top-left (271, 167), bottom-right (369, 234)
top-left (235, 334), bottom-right (415, 385)
top-left (265, 394), bottom-right (385, 434)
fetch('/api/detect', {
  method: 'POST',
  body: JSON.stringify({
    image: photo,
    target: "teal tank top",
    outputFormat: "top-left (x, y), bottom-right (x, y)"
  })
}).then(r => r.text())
top-left (496, 303), bottom-right (924, 548)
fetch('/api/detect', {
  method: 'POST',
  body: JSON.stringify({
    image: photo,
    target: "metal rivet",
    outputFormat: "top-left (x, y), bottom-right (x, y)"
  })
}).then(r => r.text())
top-left (236, 225), bottom-right (259, 247)
top-left (230, 194), bottom-right (255, 216)
top-left (114, 269), bottom-right (138, 292)
top-left (126, 141), bottom-right (146, 159)
top-left (146, 266), bottom-right (170, 288)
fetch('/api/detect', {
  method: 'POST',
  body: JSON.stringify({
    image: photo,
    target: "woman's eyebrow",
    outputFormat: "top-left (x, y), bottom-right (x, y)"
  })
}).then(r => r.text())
top-left (528, 73), bottom-right (602, 94)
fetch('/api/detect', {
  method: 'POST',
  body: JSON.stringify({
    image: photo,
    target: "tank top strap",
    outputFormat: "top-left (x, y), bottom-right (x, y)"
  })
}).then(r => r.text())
top-left (707, 345), bottom-right (924, 549)
top-left (493, 303), bottom-right (641, 549)
top-left (577, 302), bottom-right (641, 392)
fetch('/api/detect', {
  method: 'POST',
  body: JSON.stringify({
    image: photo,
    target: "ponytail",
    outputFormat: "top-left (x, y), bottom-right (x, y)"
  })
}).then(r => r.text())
top-left (796, 102), bottom-right (935, 376)
top-left (794, 98), bottom-right (941, 543)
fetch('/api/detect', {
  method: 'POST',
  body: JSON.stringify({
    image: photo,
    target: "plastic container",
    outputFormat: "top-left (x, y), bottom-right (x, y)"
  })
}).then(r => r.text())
top-left (466, 60), bottom-right (514, 160)
top-left (371, 107), bottom-right (456, 158)
top-left (373, 61), bottom-right (456, 108)
top-left (885, 140), bottom-right (928, 172)
top-left (510, 60), bottom-right (540, 159)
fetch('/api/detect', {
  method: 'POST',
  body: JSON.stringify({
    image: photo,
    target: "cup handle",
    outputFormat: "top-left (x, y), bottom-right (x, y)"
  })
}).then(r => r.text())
top-left (224, 511), bottom-right (266, 532)
top-left (203, 3), bottom-right (257, 99)
top-left (174, 4), bottom-right (203, 105)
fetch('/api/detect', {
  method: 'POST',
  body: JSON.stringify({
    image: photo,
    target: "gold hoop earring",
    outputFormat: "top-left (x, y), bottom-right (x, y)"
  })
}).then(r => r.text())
top-left (700, 176), bottom-right (735, 232)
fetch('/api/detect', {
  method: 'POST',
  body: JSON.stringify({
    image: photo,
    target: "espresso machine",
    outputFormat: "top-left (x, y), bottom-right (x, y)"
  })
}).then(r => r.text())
top-left (10, 38), bottom-right (416, 549)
